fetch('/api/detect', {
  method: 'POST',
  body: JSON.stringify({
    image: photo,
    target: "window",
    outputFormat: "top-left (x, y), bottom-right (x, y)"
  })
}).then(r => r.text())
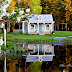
top-left (37, 15), bottom-right (43, 21)
top-left (46, 25), bottom-right (49, 30)
top-left (31, 24), bottom-right (34, 30)
top-left (38, 16), bottom-right (42, 20)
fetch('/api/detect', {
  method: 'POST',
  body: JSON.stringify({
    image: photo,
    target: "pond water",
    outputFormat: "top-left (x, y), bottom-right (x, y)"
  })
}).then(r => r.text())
top-left (0, 43), bottom-right (72, 72)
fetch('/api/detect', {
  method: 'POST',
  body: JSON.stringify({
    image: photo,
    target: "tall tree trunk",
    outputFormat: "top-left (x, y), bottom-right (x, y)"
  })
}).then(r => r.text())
top-left (55, 0), bottom-right (56, 31)
top-left (66, 4), bottom-right (67, 31)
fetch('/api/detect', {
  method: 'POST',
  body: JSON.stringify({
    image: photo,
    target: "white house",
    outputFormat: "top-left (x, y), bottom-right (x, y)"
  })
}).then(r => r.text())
top-left (22, 14), bottom-right (55, 35)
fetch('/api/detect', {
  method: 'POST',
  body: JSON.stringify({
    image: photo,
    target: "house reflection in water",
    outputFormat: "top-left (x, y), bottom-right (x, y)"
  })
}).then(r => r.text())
top-left (22, 44), bottom-right (55, 62)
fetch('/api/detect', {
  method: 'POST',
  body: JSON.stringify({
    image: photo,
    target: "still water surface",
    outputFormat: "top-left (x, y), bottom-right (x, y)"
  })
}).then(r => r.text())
top-left (0, 43), bottom-right (72, 72)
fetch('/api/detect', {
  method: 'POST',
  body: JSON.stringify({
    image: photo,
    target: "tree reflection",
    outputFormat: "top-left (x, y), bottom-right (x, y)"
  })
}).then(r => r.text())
top-left (0, 44), bottom-right (72, 72)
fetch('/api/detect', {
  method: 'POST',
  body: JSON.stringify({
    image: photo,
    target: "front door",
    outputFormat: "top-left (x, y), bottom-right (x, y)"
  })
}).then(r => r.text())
top-left (39, 23), bottom-right (42, 32)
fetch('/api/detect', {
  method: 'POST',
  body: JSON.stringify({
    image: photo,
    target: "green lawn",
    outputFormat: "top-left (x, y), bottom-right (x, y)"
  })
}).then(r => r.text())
top-left (0, 31), bottom-right (72, 40)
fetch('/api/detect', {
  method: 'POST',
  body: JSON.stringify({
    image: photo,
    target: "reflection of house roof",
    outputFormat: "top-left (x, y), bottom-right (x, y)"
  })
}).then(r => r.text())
top-left (29, 14), bottom-right (55, 23)
top-left (26, 55), bottom-right (54, 62)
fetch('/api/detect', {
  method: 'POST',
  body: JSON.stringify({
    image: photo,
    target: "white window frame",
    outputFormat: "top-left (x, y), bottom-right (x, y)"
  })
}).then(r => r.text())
top-left (38, 16), bottom-right (42, 21)
top-left (37, 15), bottom-right (43, 21)
top-left (46, 24), bottom-right (49, 30)
top-left (30, 24), bottom-right (34, 30)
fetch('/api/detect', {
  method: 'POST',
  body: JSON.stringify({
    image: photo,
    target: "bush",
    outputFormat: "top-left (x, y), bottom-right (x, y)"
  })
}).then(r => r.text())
top-left (52, 31), bottom-right (55, 34)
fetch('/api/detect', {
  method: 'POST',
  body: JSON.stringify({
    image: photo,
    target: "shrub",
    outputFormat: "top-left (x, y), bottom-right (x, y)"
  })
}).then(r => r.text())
top-left (52, 31), bottom-right (55, 34)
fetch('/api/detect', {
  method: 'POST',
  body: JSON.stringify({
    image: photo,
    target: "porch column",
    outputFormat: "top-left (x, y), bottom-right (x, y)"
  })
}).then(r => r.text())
top-left (37, 23), bottom-right (39, 33)
top-left (34, 46), bottom-right (35, 52)
top-left (28, 22), bottom-right (30, 34)
top-left (38, 45), bottom-right (39, 55)
top-left (52, 46), bottom-right (54, 55)
top-left (44, 45), bottom-right (45, 55)
top-left (34, 24), bottom-right (35, 32)
top-left (44, 23), bottom-right (45, 33)
top-left (50, 23), bottom-right (52, 33)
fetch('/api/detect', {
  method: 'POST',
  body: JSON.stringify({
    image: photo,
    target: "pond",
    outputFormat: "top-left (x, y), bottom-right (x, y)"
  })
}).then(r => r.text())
top-left (0, 43), bottom-right (72, 72)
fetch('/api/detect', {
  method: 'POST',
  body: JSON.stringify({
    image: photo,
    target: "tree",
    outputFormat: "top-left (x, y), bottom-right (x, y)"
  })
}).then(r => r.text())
top-left (40, 0), bottom-right (72, 31)
top-left (68, 14), bottom-right (72, 30)
top-left (62, 0), bottom-right (72, 31)
top-left (0, 0), bottom-right (10, 25)
top-left (7, 0), bottom-right (31, 12)
top-left (31, 62), bottom-right (42, 72)
top-left (0, 0), bottom-right (33, 32)
top-left (30, 0), bottom-right (42, 14)
top-left (41, 0), bottom-right (55, 14)
top-left (6, 0), bottom-right (16, 12)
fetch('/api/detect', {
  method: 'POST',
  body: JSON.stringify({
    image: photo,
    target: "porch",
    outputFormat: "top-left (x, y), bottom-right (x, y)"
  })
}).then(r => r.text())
top-left (28, 23), bottom-right (53, 35)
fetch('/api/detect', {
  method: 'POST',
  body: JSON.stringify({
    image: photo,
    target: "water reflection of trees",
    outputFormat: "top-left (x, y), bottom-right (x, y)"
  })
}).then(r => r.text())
top-left (40, 45), bottom-right (72, 72)
top-left (52, 45), bottom-right (72, 71)
top-left (0, 45), bottom-right (72, 72)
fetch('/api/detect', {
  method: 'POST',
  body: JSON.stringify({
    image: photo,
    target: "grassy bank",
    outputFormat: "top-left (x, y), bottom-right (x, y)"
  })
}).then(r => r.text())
top-left (0, 31), bottom-right (72, 43)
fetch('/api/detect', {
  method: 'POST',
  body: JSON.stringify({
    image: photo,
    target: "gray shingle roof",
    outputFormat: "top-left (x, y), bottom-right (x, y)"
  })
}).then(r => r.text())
top-left (29, 14), bottom-right (54, 23)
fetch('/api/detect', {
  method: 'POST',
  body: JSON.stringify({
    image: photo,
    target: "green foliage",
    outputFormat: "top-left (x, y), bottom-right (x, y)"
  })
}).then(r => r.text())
top-left (30, 0), bottom-right (42, 14)
top-left (1, 35), bottom-right (3, 38)
top-left (15, 7), bottom-right (18, 9)
top-left (31, 62), bottom-right (42, 72)
top-left (0, 10), bottom-right (1, 13)
top-left (17, 13), bottom-right (21, 17)
top-left (5, 1), bottom-right (8, 4)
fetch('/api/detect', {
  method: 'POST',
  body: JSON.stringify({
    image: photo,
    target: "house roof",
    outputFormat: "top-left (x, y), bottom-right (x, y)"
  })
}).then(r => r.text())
top-left (29, 14), bottom-right (55, 23)
top-left (26, 55), bottom-right (54, 62)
